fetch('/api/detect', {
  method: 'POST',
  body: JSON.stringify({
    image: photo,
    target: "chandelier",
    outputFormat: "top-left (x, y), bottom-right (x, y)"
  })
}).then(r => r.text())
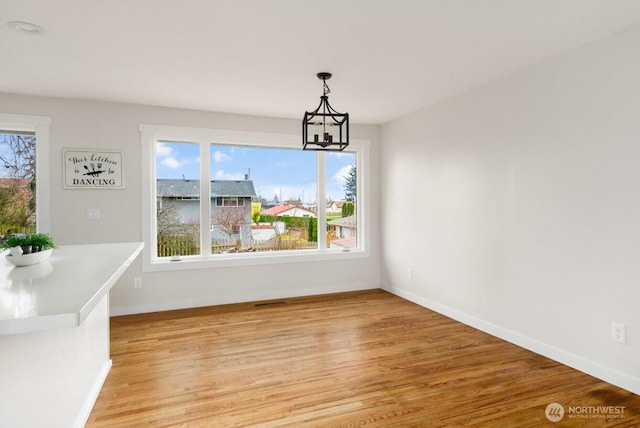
top-left (302, 72), bottom-right (349, 151)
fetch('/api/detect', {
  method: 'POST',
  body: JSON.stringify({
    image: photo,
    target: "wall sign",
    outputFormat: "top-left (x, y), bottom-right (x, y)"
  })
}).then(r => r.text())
top-left (63, 148), bottom-right (124, 189)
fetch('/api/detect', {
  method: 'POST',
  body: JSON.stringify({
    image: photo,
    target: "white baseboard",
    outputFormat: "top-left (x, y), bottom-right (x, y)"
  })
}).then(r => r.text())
top-left (74, 359), bottom-right (112, 428)
top-left (110, 282), bottom-right (378, 316)
top-left (383, 283), bottom-right (640, 396)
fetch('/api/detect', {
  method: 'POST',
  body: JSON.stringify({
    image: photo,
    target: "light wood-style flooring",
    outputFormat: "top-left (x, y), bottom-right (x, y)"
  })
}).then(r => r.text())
top-left (87, 290), bottom-right (639, 427)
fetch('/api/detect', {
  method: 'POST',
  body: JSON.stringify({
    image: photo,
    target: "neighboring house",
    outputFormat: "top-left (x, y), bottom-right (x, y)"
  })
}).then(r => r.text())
top-left (261, 204), bottom-right (317, 218)
top-left (328, 215), bottom-right (357, 249)
top-left (0, 177), bottom-right (30, 189)
top-left (326, 200), bottom-right (347, 216)
top-left (303, 202), bottom-right (317, 212)
top-left (157, 179), bottom-right (256, 245)
top-left (259, 205), bottom-right (316, 241)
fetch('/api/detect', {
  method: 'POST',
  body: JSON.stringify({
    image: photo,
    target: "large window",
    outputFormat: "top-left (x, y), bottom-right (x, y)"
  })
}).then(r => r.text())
top-left (140, 125), bottom-right (369, 271)
top-left (209, 144), bottom-right (318, 253)
top-left (0, 114), bottom-right (51, 239)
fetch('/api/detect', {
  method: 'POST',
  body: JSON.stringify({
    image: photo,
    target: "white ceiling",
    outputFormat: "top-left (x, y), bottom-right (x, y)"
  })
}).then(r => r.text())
top-left (2, 1), bottom-right (640, 124)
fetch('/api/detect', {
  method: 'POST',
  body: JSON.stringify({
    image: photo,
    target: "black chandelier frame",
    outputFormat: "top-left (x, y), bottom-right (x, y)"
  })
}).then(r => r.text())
top-left (302, 72), bottom-right (349, 151)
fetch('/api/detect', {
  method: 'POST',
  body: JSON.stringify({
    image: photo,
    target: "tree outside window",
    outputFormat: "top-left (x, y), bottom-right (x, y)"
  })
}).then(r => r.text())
top-left (0, 132), bottom-right (36, 235)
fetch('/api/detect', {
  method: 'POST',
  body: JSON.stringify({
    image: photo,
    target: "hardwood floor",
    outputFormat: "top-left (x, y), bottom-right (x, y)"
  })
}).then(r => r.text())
top-left (87, 290), bottom-right (639, 427)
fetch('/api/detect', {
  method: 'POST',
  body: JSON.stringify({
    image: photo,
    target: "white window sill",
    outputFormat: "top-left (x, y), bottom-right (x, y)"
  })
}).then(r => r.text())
top-left (142, 247), bottom-right (369, 272)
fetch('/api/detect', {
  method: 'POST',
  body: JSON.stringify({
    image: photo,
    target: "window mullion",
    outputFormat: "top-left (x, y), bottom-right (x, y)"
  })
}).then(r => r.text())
top-left (356, 147), bottom-right (364, 251)
top-left (317, 152), bottom-right (327, 251)
top-left (147, 134), bottom-right (158, 260)
top-left (200, 140), bottom-right (211, 256)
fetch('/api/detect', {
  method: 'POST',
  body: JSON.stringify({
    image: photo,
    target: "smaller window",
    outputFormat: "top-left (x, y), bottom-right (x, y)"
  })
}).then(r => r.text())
top-left (0, 114), bottom-right (51, 235)
top-left (216, 197), bottom-right (244, 207)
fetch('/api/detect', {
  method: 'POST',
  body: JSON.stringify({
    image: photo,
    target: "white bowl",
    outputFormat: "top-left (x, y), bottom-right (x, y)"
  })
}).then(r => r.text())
top-left (5, 249), bottom-right (53, 267)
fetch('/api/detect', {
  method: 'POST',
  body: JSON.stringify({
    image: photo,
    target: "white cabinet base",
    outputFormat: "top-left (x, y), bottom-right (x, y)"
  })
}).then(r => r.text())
top-left (0, 293), bottom-right (111, 428)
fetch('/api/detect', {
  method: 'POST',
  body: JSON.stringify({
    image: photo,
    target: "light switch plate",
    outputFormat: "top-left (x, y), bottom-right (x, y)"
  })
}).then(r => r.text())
top-left (87, 208), bottom-right (101, 220)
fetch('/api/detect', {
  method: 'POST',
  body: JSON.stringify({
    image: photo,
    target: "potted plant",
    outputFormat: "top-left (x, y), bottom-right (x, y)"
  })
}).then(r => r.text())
top-left (2, 233), bottom-right (55, 253)
top-left (2, 233), bottom-right (55, 266)
top-left (2, 235), bottom-right (33, 254)
top-left (26, 233), bottom-right (56, 253)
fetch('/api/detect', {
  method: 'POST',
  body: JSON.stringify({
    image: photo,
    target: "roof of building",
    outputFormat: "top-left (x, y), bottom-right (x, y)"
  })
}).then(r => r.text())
top-left (328, 215), bottom-right (356, 228)
top-left (157, 179), bottom-right (256, 198)
top-left (261, 204), bottom-right (316, 216)
top-left (252, 224), bottom-right (276, 230)
top-left (327, 200), bottom-right (350, 209)
top-left (0, 178), bottom-right (30, 188)
top-left (262, 205), bottom-right (295, 216)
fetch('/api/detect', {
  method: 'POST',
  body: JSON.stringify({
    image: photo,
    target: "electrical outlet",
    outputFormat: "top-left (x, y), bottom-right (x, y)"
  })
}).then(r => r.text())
top-left (611, 322), bottom-right (626, 344)
top-left (409, 268), bottom-right (413, 280)
top-left (134, 277), bottom-right (142, 289)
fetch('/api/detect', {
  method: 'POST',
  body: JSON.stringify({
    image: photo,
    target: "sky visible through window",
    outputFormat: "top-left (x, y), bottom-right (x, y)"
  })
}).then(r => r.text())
top-left (0, 132), bottom-right (36, 178)
top-left (0, 134), bottom-right (13, 177)
top-left (156, 143), bottom-right (355, 204)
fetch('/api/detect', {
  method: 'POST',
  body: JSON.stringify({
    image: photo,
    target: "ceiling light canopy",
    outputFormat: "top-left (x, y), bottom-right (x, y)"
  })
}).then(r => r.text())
top-left (302, 72), bottom-right (349, 151)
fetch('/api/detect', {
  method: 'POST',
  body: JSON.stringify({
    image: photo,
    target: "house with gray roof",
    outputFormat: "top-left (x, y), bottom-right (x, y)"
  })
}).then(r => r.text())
top-left (157, 179), bottom-right (257, 245)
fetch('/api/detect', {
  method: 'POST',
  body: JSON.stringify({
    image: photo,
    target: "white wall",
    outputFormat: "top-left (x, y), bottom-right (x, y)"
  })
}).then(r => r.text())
top-left (381, 26), bottom-right (640, 394)
top-left (0, 95), bottom-right (381, 313)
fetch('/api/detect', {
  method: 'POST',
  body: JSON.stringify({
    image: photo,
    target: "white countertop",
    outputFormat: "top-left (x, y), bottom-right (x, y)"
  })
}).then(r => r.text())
top-left (0, 242), bottom-right (143, 335)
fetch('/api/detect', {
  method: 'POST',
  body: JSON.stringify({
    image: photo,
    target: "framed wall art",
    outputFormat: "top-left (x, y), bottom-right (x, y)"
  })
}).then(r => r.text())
top-left (63, 148), bottom-right (124, 189)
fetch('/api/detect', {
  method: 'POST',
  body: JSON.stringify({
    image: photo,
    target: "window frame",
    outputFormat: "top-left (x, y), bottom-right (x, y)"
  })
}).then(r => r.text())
top-left (140, 124), bottom-right (370, 272)
top-left (0, 113), bottom-right (51, 233)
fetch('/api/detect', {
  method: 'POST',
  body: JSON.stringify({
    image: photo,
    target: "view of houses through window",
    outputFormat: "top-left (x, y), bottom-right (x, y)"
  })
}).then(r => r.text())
top-left (155, 141), bottom-right (357, 258)
top-left (156, 142), bottom-right (201, 257)
top-left (0, 131), bottom-right (37, 242)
